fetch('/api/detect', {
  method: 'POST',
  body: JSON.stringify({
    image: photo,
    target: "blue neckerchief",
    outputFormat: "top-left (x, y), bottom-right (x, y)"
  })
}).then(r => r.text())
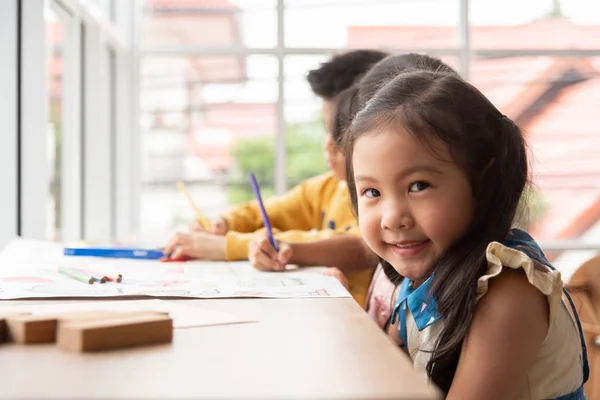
top-left (390, 275), bottom-right (442, 345)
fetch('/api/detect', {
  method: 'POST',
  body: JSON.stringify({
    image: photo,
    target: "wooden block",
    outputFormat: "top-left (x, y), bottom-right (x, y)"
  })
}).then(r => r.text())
top-left (57, 313), bottom-right (173, 352)
top-left (0, 312), bottom-right (31, 343)
top-left (5, 315), bottom-right (58, 344)
top-left (4, 311), bottom-right (159, 344)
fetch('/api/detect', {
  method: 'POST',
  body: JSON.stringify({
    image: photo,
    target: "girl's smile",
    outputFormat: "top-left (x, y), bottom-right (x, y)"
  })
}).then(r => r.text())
top-left (388, 239), bottom-right (431, 257)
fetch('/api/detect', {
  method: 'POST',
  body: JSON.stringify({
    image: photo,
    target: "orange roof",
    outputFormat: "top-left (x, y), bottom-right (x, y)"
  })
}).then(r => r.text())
top-left (142, 0), bottom-right (240, 47)
top-left (526, 73), bottom-right (600, 240)
top-left (469, 57), bottom-right (558, 115)
top-left (348, 18), bottom-right (600, 50)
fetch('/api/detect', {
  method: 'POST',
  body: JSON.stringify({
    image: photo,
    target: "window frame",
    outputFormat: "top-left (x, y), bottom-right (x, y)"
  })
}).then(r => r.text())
top-left (3, 0), bottom-right (136, 246)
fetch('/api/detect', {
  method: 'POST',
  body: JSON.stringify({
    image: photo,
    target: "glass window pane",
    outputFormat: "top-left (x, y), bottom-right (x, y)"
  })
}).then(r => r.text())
top-left (79, 0), bottom-right (115, 21)
top-left (284, 55), bottom-right (329, 187)
top-left (140, 55), bottom-right (277, 233)
top-left (142, 0), bottom-right (276, 48)
top-left (470, 0), bottom-right (600, 50)
top-left (470, 56), bottom-right (600, 244)
top-left (45, 6), bottom-right (64, 241)
top-left (105, 46), bottom-right (117, 237)
top-left (284, 0), bottom-right (459, 49)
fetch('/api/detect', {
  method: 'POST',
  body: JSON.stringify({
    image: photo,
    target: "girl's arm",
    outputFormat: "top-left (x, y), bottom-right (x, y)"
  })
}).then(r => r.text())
top-left (447, 268), bottom-right (549, 400)
top-left (288, 235), bottom-right (379, 272)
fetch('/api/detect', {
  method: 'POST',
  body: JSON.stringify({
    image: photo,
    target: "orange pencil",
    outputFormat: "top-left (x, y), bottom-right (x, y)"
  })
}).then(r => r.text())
top-left (77, 267), bottom-right (121, 283)
top-left (102, 273), bottom-right (123, 283)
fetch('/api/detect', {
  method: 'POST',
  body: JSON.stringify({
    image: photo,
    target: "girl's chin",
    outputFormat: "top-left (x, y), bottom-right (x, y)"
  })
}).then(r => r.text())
top-left (388, 263), bottom-right (434, 283)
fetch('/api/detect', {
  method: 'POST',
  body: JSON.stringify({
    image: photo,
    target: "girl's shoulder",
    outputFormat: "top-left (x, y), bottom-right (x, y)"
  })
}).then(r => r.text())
top-left (477, 229), bottom-right (564, 320)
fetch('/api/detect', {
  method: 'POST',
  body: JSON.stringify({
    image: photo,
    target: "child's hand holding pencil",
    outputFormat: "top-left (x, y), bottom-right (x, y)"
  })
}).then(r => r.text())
top-left (248, 235), bottom-right (293, 272)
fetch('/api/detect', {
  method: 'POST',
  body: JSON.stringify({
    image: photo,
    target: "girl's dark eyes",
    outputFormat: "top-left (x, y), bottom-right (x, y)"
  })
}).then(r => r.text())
top-left (361, 182), bottom-right (429, 198)
top-left (363, 188), bottom-right (381, 198)
top-left (409, 181), bottom-right (430, 193)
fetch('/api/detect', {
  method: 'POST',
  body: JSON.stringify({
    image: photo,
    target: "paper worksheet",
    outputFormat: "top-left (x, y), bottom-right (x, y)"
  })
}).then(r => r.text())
top-left (0, 299), bottom-right (253, 329)
top-left (0, 238), bottom-right (352, 300)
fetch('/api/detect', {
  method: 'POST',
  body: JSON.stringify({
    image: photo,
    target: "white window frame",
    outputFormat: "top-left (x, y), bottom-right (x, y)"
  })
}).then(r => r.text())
top-left (20, 0), bottom-right (47, 240)
top-left (0, 0), bottom-right (19, 248)
top-left (53, 0), bottom-right (83, 242)
top-left (15, 0), bottom-right (136, 243)
top-left (79, 0), bottom-right (136, 241)
top-left (112, 0), bottom-right (139, 240)
top-left (81, 21), bottom-right (113, 240)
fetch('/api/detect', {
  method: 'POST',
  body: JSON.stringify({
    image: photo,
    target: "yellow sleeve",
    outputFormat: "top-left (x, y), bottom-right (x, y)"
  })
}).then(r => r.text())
top-left (224, 224), bottom-right (360, 261)
top-left (221, 173), bottom-right (334, 234)
top-left (345, 267), bottom-right (376, 309)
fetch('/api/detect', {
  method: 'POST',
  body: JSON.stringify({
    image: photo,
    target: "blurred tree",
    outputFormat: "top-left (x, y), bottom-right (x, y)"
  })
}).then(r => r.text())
top-left (514, 186), bottom-right (549, 231)
top-left (549, 0), bottom-right (562, 17)
top-left (228, 119), bottom-right (327, 204)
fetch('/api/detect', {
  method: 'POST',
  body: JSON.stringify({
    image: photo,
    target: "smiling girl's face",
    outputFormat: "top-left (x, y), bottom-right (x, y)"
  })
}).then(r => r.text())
top-left (353, 126), bottom-right (475, 282)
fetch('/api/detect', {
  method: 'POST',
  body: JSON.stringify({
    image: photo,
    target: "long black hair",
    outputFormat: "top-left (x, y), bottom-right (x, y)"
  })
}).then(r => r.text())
top-left (345, 70), bottom-right (529, 393)
top-left (334, 53), bottom-right (458, 149)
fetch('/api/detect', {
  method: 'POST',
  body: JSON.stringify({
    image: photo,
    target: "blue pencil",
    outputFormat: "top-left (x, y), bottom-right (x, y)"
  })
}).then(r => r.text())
top-left (249, 173), bottom-right (279, 252)
top-left (64, 247), bottom-right (164, 260)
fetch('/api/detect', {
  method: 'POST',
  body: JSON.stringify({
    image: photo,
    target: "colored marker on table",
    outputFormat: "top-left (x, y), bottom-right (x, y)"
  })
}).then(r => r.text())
top-left (58, 267), bottom-right (95, 285)
top-left (77, 267), bottom-right (123, 283)
top-left (101, 273), bottom-right (123, 283)
top-left (64, 246), bottom-right (164, 260)
top-left (249, 173), bottom-right (278, 252)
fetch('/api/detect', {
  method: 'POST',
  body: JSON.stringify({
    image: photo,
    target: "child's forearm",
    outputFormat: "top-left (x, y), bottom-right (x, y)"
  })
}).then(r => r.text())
top-left (288, 236), bottom-right (378, 271)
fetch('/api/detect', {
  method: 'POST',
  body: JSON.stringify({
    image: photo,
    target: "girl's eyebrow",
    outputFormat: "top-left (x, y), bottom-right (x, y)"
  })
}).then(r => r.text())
top-left (397, 165), bottom-right (444, 178)
top-left (356, 165), bottom-right (443, 183)
top-left (355, 175), bottom-right (377, 184)
top-left (355, 165), bottom-right (442, 184)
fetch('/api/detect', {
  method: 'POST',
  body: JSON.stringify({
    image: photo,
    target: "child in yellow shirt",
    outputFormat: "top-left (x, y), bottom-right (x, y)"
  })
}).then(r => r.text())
top-left (164, 50), bottom-right (388, 307)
